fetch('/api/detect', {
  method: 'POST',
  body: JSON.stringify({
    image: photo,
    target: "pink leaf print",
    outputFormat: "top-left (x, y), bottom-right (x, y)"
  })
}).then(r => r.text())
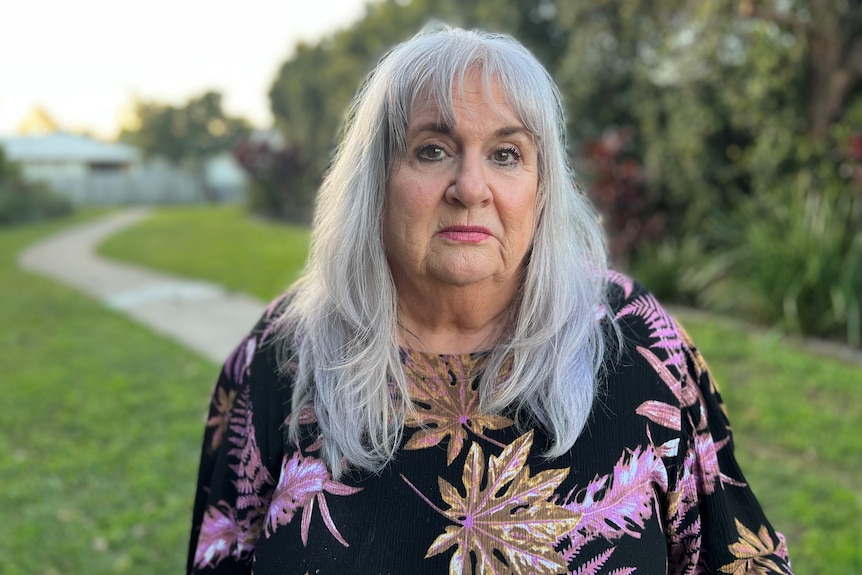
top-left (206, 385), bottom-right (274, 556)
top-left (607, 269), bottom-right (634, 299)
top-left (572, 548), bottom-right (615, 575)
top-left (266, 450), bottom-right (362, 546)
top-left (559, 536), bottom-right (589, 565)
top-left (284, 403), bottom-right (319, 427)
top-left (194, 502), bottom-right (240, 569)
top-left (616, 294), bottom-right (684, 370)
top-left (667, 449), bottom-right (703, 573)
top-left (259, 296), bottom-right (288, 341)
top-left (225, 335), bottom-right (257, 384)
top-left (636, 400), bottom-right (681, 431)
top-left (646, 421), bottom-right (680, 459)
top-left (636, 346), bottom-right (698, 409)
top-left (227, 388), bottom-right (275, 512)
top-left (563, 446), bottom-right (667, 541)
top-left (694, 429), bottom-right (746, 495)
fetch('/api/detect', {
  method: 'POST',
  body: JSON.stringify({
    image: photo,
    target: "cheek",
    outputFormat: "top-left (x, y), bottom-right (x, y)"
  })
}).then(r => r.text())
top-left (501, 187), bottom-right (538, 234)
top-left (389, 182), bottom-right (438, 223)
top-left (384, 181), bottom-right (428, 247)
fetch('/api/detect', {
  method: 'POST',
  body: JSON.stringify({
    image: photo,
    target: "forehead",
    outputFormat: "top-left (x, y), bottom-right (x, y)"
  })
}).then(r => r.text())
top-left (407, 73), bottom-right (526, 132)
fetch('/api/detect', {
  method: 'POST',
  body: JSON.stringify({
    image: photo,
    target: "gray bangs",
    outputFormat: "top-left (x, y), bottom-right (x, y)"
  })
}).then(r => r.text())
top-left (378, 28), bottom-right (560, 179)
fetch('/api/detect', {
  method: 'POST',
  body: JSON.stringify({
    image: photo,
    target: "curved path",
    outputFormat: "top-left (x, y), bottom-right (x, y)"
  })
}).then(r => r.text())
top-left (18, 209), bottom-right (266, 364)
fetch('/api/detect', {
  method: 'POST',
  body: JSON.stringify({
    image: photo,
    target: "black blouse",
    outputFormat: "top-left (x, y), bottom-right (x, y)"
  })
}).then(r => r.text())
top-left (188, 273), bottom-right (793, 574)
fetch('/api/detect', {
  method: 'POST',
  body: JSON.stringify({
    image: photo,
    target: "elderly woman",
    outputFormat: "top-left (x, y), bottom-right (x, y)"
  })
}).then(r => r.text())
top-left (188, 28), bottom-right (793, 574)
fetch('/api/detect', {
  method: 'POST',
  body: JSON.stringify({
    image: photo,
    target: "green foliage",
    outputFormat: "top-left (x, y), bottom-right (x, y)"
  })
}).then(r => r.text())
top-left (0, 147), bottom-right (73, 225)
top-left (233, 137), bottom-right (314, 222)
top-left (712, 144), bottom-right (862, 345)
top-left (0, 214), bottom-right (215, 574)
top-left (119, 91), bottom-right (251, 170)
top-left (553, 0), bottom-right (862, 347)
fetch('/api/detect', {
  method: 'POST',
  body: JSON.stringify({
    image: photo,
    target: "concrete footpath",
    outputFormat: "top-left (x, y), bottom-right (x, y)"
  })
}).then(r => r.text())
top-left (18, 209), bottom-right (267, 364)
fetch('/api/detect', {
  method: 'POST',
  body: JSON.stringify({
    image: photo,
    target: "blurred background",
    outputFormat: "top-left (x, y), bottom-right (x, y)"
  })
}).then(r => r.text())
top-left (1, 0), bottom-right (860, 573)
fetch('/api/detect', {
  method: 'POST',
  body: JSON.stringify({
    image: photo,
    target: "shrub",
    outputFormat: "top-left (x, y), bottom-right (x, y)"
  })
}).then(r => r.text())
top-left (666, 124), bottom-right (862, 348)
top-left (0, 147), bottom-right (74, 225)
top-left (720, 180), bottom-right (861, 346)
top-left (232, 135), bottom-right (312, 223)
top-left (578, 127), bottom-right (667, 269)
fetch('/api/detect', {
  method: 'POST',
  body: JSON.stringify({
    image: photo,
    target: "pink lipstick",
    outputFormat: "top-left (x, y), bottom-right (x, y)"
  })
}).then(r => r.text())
top-left (436, 225), bottom-right (493, 243)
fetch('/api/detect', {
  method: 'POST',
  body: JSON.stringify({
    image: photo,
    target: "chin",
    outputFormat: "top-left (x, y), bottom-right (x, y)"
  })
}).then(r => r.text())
top-left (430, 263), bottom-right (502, 287)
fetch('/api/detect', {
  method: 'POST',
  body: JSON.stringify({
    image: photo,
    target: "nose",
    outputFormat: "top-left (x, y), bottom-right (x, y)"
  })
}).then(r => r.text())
top-left (445, 153), bottom-right (492, 207)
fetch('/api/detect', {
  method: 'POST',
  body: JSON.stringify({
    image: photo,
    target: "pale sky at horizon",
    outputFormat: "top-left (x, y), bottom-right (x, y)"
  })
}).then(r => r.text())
top-left (0, 0), bottom-right (370, 139)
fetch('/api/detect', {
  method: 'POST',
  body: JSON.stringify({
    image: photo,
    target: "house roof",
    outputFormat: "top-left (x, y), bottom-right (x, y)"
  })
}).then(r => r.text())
top-left (0, 132), bottom-right (139, 164)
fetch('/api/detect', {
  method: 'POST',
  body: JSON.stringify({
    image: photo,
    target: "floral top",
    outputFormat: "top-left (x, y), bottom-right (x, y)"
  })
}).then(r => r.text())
top-left (187, 273), bottom-right (793, 574)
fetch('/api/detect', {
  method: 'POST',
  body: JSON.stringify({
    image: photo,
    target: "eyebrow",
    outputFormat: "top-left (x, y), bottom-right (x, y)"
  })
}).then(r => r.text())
top-left (495, 126), bottom-right (531, 139)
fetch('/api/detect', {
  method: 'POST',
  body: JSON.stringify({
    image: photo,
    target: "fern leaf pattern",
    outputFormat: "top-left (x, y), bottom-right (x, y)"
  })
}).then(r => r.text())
top-left (224, 334), bottom-right (256, 385)
top-left (616, 294), bottom-right (685, 371)
top-left (227, 386), bottom-right (275, 511)
top-left (265, 448), bottom-right (361, 546)
top-left (572, 548), bottom-right (615, 575)
top-left (607, 269), bottom-right (635, 299)
top-left (562, 445), bottom-right (666, 541)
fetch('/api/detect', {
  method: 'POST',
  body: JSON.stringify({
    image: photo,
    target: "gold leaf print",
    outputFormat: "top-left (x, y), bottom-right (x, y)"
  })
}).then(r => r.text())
top-left (405, 431), bottom-right (580, 575)
top-left (719, 518), bottom-right (785, 575)
top-left (403, 352), bottom-right (513, 464)
top-left (206, 386), bottom-right (237, 451)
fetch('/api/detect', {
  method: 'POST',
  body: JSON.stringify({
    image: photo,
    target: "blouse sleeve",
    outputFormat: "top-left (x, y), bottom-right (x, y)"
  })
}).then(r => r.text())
top-left (187, 313), bottom-right (288, 574)
top-left (667, 322), bottom-right (793, 574)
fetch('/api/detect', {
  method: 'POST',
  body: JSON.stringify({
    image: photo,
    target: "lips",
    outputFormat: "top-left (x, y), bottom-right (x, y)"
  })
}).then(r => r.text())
top-left (436, 225), bottom-right (493, 243)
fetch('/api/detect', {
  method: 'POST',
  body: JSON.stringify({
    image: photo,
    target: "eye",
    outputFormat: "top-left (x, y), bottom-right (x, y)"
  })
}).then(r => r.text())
top-left (492, 147), bottom-right (521, 165)
top-left (417, 144), bottom-right (447, 162)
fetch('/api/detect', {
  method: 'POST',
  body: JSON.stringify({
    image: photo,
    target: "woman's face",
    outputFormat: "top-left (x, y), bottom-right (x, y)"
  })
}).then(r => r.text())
top-left (383, 74), bottom-right (539, 298)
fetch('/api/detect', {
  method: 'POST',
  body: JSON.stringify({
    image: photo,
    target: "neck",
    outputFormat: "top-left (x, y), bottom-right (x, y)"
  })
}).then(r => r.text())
top-left (395, 282), bottom-right (519, 354)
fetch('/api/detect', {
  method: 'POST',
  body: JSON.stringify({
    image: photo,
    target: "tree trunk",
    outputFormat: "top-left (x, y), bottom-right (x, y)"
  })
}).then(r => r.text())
top-left (745, 0), bottom-right (862, 140)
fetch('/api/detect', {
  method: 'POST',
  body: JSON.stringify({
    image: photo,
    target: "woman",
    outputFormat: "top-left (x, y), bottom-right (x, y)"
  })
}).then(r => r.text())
top-left (188, 28), bottom-right (793, 574)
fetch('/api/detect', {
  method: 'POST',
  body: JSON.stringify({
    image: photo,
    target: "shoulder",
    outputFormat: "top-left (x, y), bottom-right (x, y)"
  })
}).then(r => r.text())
top-left (604, 270), bottom-right (682, 353)
top-left (601, 271), bottom-right (722, 435)
top-left (601, 271), bottom-right (695, 410)
top-left (220, 290), bottom-right (296, 390)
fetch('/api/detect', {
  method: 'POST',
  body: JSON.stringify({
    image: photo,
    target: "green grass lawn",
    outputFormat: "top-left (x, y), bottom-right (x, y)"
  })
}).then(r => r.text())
top-left (1, 214), bottom-right (216, 574)
top-left (677, 313), bottom-right (862, 573)
top-left (98, 205), bottom-right (310, 300)
top-left (6, 206), bottom-right (861, 573)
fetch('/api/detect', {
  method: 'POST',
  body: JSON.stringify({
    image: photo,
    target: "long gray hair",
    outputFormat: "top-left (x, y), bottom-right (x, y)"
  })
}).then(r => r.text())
top-left (280, 27), bottom-right (613, 476)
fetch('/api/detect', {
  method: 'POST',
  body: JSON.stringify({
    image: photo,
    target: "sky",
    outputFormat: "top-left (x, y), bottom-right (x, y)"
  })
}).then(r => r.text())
top-left (0, 0), bottom-right (370, 139)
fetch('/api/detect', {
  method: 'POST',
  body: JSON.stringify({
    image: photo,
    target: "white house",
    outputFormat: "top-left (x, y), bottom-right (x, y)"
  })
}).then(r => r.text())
top-left (0, 132), bottom-right (245, 204)
top-left (1, 132), bottom-right (138, 180)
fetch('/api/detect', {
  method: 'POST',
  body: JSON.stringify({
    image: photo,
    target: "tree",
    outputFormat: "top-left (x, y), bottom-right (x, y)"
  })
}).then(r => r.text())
top-left (232, 132), bottom-right (311, 221)
top-left (551, 0), bottom-right (862, 343)
top-left (740, 0), bottom-right (862, 139)
top-left (120, 91), bottom-right (251, 200)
